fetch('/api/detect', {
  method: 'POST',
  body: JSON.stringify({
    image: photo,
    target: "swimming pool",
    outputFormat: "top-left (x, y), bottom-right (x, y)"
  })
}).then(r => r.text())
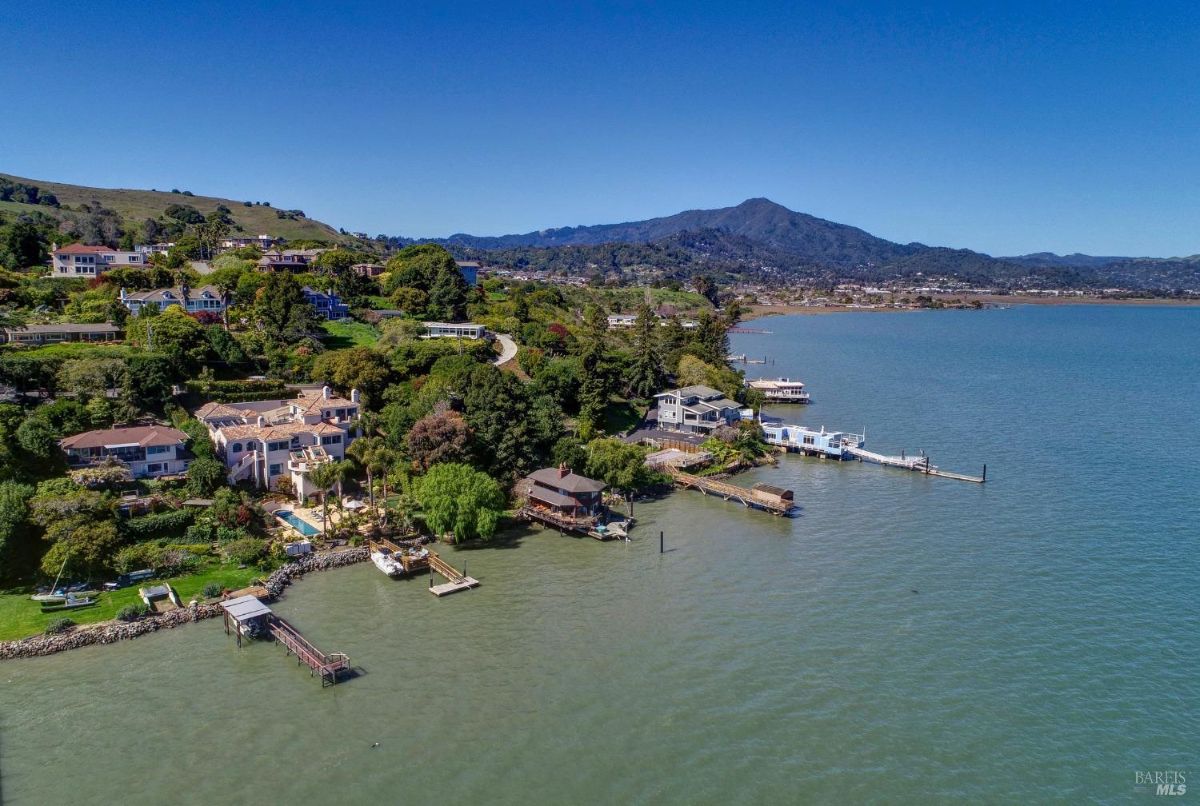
top-left (275, 510), bottom-right (321, 536)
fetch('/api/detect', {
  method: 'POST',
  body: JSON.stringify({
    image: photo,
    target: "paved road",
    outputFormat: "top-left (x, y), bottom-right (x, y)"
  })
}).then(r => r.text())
top-left (493, 333), bottom-right (518, 365)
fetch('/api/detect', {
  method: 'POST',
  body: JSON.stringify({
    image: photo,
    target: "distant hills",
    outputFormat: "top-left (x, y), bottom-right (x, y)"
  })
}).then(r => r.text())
top-left (442, 198), bottom-right (1199, 292)
top-left (0, 172), bottom-right (345, 243)
top-left (2, 172), bottom-right (1195, 292)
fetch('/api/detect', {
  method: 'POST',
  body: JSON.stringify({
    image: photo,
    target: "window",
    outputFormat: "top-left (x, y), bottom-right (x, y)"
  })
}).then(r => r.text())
top-left (269, 464), bottom-right (283, 476)
top-left (321, 435), bottom-right (342, 445)
top-left (231, 442), bottom-right (242, 453)
top-left (146, 463), bottom-right (164, 474)
top-left (268, 440), bottom-right (289, 452)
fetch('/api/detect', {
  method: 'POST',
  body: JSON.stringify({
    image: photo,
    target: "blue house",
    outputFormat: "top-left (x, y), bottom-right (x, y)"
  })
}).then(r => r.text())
top-left (303, 287), bottom-right (350, 320)
top-left (455, 261), bottom-right (480, 286)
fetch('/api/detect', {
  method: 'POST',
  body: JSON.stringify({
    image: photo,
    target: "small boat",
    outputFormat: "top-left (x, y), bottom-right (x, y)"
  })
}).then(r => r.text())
top-left (31, 593), bottom-right (67, 603)
top-left (371, 549), bottom-right (405, 578)
top-left (41, 595), bottom-right (97, 612)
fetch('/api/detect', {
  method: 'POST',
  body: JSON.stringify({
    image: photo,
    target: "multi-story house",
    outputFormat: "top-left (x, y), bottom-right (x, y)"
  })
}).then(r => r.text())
top-left (303, 287), bottom-right (350, 320)
top-left (219, 235), bottom-right (281, 251)
top-left (60, 425), bottom-right (190, 479)
top-left (523, 465), bottom-right (607, 521)
top-left (653, 385), bottom-right (746, 435)
top-left (195, 386), bottom-right (360, 491)
top-left (118, 284), bottom-right (226, 316)
top-left (50, 243), bottom-right (146, 277)
top-left (256, 249), bottom-right (325, 272)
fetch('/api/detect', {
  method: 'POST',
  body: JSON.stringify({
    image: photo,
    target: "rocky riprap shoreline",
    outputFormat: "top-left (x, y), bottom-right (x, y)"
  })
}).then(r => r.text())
top-left (0, 548), bottom-right (369, 661)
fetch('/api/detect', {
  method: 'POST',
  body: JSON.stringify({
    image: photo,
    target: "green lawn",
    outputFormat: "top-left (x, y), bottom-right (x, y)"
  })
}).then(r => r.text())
top-left (320, 320), bottom-right (379, 349)
top-left (0, 564), bottom-right (265, 643)
top-left (602, 397), bottom-right (649, 435)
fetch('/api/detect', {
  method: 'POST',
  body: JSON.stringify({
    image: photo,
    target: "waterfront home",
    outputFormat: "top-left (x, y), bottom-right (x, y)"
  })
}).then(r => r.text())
top-left (454, 260), bottom-right (480, 285)
top-left (523, 465), bottom-right (607, 520)
top-left (50, 243), bottom-right (145, 277)
top-left (119, 284), bottom-right (226, 316)
top-left (302, 287), bottom-right (350, 319)
top-left (422, 321), bottom-right (488, 339)
top-left (759, 421), bottom-right (864, 458)
top-left (195, 386), bottom-right (359, 491)
top-left (1, 322), bottom-right (122, 345)
top-left (747, 377), bottom-right (811, 403)
top-left (653, 385), bottom-right (745, 435)
top-left (60, 425), bottom-right (191, 479)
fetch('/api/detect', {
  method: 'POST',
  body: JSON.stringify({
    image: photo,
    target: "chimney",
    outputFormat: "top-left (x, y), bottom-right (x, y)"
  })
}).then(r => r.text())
top-left (322, 385), bottom-right (331, 399)
top-left (558, 463), bottom-right (568, 478)
top-left (350, 389), bottom-right (360, 403)
top-left (257, 415), bottom-right (265, 427)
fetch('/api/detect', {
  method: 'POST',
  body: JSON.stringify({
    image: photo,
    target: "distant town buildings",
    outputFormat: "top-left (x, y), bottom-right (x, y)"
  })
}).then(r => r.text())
top-left (60, 425), bottom-right (191, 479)
top-left (119, 284), bottom-right (226, 316)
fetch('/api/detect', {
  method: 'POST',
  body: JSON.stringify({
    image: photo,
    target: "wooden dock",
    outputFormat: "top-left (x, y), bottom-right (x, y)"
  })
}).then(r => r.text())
top-left (667, 468), bottom-right (797, 515)
top-left (427, 550), bottom-right (479, 596)
top-left (268, 616), bottom-right (351, 686)
top-left (518, 505), bottom-right (613, 539)
top-left (844, 446), bottom-right (986, 483)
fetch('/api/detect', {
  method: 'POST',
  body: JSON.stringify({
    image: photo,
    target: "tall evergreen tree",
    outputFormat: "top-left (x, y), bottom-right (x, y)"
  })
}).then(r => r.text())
top-left (576, 305), bottom-right (612, 438)
top-left (695, 310), bottom-right (730, 365)
top-left (628, 303), bottom-right (665, 399)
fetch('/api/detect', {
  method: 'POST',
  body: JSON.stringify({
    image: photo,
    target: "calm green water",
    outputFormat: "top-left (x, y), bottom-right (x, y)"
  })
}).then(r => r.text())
top-left (3, 306), bottom-right (1197, 804)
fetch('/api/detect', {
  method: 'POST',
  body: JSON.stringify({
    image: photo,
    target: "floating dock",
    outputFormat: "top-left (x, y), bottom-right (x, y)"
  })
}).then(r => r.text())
top-left (844, 446), bottom-right (986, 483)
top-left (427, 550), bottom-right (480, 596)
top-left (220, 595), bottom-right (350, 686)
top-left (667, 468), bottom-right (797, 515)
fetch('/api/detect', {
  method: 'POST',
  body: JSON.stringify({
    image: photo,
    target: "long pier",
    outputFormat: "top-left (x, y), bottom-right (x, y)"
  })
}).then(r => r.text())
top-left (268, 616), bottom-right (350, 686)
top-left (844, 446), bottom-right (986, 483)
top-left (427, 549), bottom-right (480, 596)
top-left (667, 468), bottom-right (796, 515)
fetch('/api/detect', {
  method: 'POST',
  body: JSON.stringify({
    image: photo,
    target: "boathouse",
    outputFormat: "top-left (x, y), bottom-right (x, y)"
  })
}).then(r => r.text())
top-left (524, 466), bottom-right (606, 519)
top-left (759, 422), bottom-right (864, 458)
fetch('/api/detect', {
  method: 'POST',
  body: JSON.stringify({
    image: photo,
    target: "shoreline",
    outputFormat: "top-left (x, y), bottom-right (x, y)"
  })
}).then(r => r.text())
top-left (0, 548), bottom-right (369, 661)
top-left (742, 295), bottom-right (1200, 320)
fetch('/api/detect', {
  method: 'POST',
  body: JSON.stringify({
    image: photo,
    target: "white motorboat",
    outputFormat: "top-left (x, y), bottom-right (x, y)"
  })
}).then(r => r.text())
top-left (371, 549), bottom-right (405, 578)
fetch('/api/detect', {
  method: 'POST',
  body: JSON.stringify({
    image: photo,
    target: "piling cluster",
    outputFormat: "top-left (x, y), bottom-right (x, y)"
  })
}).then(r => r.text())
top-left (0, 548), bottom-right (371, 662)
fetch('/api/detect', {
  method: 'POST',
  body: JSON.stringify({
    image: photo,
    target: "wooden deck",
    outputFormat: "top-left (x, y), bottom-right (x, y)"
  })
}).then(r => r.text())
top-left (518, 505), bottom-right (611, 539)
top-left (667, 469), bottom-right (796, 515)
top-left (267, 615), bottom-right (350, 686)
top-left (427, 550), bottom-right (480, 597)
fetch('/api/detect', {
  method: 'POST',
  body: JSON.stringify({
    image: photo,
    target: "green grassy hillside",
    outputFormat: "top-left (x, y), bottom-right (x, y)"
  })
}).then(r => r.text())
top-left (0, 171), bottom-right (346, 243)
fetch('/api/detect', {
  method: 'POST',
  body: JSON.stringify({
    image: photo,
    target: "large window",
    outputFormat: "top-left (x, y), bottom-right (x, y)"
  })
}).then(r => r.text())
top-left (269, 463), bottom-right (283, 476)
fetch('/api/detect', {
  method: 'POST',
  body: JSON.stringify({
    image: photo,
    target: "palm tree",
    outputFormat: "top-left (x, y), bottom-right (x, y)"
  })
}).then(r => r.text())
top-left (307, 460), bottom-right (342, 536)
top-left (348, 436), bottom-right (386, 516)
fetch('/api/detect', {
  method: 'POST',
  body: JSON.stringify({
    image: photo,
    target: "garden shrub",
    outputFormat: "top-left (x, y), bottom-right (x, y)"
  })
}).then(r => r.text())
top-left (116, 603), bottom-right (148, 621)
top-left (44, 618), bottom-right (75, 634)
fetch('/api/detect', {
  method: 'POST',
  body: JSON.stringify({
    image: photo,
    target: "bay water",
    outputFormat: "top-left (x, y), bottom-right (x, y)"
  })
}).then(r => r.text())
top-left (2, 305), bottom-right (1197, 804)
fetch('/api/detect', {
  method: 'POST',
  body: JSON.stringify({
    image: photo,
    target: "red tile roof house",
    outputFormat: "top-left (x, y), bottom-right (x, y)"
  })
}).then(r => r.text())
top-left (195, 386), bottom-right (360, 495)
top-left (50, 243), bottom-right (147, 277)
top-left (59, 425), bottom-right (191, 479)
top-left (524, 466), bottom-right (607, 521)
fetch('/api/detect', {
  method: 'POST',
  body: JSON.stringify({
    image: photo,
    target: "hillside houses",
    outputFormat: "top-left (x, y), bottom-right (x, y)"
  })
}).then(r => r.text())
top-left (60, 425), bottom-right (190, 480)
top-left (195, 386), bottom-right (360, 491)
top-left (119, 284), bottom-right (226, 316)
top-left (51, 243), bottom-right (146, 277)
top-left (653, 385), bottom-right (746, 435)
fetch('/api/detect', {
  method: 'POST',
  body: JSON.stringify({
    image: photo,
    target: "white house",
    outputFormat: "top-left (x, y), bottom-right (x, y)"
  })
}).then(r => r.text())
top-left (195, 386), bottom-right (360, 492)
top-left (51, 243), bottom-right (146, 277)
top-left (60, 425), bottom-right (190, 479)
top-left (653, 385), bottom-right (745, 435)
top-left (422, 322), bottom-right (488, 339)
top-left (119, 284), bottom-right (226, 316)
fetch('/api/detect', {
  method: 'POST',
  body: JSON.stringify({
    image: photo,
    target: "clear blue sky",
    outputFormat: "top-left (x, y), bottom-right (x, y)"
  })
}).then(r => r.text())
top-left (3, 1), bottom-right (1198, 256)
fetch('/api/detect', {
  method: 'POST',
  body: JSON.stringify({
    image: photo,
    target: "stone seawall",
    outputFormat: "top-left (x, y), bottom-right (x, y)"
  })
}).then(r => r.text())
top-left (0, 548), bottom-right (369, 662)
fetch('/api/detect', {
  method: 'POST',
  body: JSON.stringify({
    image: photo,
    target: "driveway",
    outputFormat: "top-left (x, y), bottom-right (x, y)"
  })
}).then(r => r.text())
top-left (493, 333), bottom-right (518, 365)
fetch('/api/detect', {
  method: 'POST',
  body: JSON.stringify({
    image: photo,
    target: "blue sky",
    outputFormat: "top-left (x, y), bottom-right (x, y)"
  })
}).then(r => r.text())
top-left (3, 1), bottom-right (1198, 256)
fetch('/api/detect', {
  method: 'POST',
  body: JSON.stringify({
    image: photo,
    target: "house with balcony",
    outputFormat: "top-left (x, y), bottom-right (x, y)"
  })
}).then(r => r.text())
top-left (303, 287), bottom-right (350, 320)
top-left (50, 243), bottom-right (146, 277)
top-left (653, 385), bottom-right (745, 435)
top-left (59, 425), bottom-right (190, 479)
top-left (523, 466), bottom-right (607, 523)
top-left (195, 386), bottom-right (360, 491)
top-left (119, 284), bottom-right (226, 316)
top-left (256, 248), bottom-right (324, 272)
